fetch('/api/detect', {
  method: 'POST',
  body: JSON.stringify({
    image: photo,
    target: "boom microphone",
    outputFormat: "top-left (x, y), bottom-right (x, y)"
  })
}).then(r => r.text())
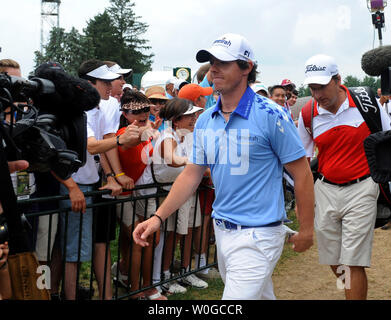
top-left (361, 45), bottom-right (391, 76)
top-left (361, 45), bottom-right (391, 95)
top-left (32, 63), bottom-right (100, 119)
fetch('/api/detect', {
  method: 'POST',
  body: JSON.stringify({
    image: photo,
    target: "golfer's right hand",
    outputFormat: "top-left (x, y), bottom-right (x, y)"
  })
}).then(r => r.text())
top-left (133, 216), bottom-right (161, 247)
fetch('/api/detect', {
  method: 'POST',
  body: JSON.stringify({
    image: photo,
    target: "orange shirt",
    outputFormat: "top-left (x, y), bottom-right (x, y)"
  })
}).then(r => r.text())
top-left (116, 127), bottom-right (153, 194)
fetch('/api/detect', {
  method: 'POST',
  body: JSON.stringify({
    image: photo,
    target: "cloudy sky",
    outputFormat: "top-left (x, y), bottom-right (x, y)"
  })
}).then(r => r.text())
top-left (1, 0), bottom-right (390, 87)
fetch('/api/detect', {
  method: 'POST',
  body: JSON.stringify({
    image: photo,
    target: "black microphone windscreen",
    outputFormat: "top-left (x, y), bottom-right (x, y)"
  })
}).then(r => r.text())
top-left (362, 45), bottom-right (391, 76)
top-left (33, 67), bottom-right (100, 117)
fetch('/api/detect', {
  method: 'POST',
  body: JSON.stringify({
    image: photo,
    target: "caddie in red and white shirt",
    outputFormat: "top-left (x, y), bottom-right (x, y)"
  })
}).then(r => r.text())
top-left (297, 54), bottom-right (391, 301)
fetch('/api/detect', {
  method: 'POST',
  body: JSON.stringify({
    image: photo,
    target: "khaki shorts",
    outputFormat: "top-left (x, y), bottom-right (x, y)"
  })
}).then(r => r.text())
top-left (166, 194), bottom-right (201, 235)
top-left (35, 213), bottom-right (58, 262)
top-left (314, 177), bottom-right (379, 267)
top-left (135, 197), bottom-right (158, 221)
top-left (116, 195), bottom-right (138, 227)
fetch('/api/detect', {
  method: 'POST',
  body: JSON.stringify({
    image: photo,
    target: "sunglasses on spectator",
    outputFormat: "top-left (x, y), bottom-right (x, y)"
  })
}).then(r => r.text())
top-left (121, 104), bottom-right (151, 115)
top-left (150, 99), bottom-right (167, 105)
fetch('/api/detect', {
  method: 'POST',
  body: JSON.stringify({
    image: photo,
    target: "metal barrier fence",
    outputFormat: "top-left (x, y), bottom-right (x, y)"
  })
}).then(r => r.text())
top-left (17, 182), bottom-right (218, 300)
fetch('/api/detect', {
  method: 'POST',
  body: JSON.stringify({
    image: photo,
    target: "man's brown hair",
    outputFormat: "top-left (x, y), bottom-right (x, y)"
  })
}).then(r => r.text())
top-left (103, 60), bottom-right (116, 68)
top-left (236, 60), bottom-right (258, 84)
top-left (0, 59), bottom-right (20, 73)
top-left (196, 63), bottom-right (211, 83)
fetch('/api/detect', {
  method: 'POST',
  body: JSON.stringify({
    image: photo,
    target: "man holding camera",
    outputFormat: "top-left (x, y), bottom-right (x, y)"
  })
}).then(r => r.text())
top-left (50, 59), bottom-right (139, 300)
top-left (0, 59), bottom-right (86, 266)
top-left (297, 54), bottom-right (391, 300)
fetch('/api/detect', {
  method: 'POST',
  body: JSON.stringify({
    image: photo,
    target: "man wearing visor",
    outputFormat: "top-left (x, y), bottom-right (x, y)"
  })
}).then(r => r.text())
top-left (79, 61), bottom-right (140, 153)
top-left (133, 33), bottom-right (314, 300)
top-left (94, 61), bottom-right (133, 136)
top-left (99, 61), bottom-right (135, 192)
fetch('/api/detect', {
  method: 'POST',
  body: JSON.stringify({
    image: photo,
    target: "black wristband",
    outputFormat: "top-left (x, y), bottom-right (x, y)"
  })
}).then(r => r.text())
top-left (116, 135), bottom-right (123, 146)
top-left (105, 172), bottom-right (115, 179)
top-left (0, 261), bottom-right (7, 271)
top-left (150, 214), bottom-right (163, 226)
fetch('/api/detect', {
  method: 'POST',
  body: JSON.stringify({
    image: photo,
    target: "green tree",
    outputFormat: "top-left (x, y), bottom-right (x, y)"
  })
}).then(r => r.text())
top-left (361, 75), bottom-right (380, 92)
top-left (84, 11), bottom-right (121, 62)
top-left (343, 75), bottom-right (361, 87)
top-left (34, 27), bottom-right (94, 75)
top-left (85, 0), bottom-right (153, 74)
top-left (34, 0), bottom-right (152, 76)
top-left (297, 85), bottom-right (311, 97)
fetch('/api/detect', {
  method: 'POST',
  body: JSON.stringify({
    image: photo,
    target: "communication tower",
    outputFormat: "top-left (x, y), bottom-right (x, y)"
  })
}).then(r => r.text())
top-left (41, 0), bottom-right (61, 53)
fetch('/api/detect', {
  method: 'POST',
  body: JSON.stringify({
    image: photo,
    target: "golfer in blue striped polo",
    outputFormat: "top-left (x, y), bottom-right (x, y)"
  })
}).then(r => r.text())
top-left (133, 33), bottom-right (315, 300)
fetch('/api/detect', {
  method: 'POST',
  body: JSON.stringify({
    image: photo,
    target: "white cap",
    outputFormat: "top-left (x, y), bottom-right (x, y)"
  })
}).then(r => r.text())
top-left (166, 77), bottom-right (178, 85)
top-left (183, 104), bottom-right (203, 115)
top-left (122, 83), bottom-right (133, 90)
top-left (251, 83), bottom-right (268, 95)
top-left (303, 54), bottom-right (339, 85)
top-left (196, 33), bottom-right (254, 63)
top-left (86, 65), bottom-right (120, 80)
top-left (109, 64), bottom-right (132, 75)
top-left (174, 79), bottom-right (188, 90)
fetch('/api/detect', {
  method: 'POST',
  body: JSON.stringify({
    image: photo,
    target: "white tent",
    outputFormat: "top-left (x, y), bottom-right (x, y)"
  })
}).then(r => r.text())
top-left (140, 71), bottom-right (173, 90)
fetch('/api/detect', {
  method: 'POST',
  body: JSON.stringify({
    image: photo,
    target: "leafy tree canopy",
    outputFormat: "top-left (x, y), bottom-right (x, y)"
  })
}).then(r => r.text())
top-left (34, 27), bottom-right (94, 76)
top-left (35, 0), bottom-right (153, 76)
top-left (297, 75), bottom-right (381, 97)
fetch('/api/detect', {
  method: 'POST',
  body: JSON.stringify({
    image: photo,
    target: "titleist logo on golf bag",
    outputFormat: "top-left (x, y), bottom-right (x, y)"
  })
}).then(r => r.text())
top-left (351, 87), bottom-right (378, 113)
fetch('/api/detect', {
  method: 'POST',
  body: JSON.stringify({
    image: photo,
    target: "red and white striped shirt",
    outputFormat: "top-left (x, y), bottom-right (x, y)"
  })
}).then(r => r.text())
top-left (298, 86), bottom-right (391, 184)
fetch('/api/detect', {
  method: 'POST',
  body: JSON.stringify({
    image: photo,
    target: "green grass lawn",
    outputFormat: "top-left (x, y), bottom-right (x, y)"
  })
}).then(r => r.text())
top-left (276, 209), bottom-right (300, 267)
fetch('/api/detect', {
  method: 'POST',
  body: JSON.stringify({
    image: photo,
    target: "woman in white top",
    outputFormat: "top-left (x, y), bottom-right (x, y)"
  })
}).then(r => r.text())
top-left (136, 98), bottom-right (207, 294)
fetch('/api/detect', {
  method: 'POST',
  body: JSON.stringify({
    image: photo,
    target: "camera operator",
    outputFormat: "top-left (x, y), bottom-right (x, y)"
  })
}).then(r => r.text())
top-left (0, 59), bottom-right (86, 212)
top-left (0, 60), bottom-right (86, 274)
top-left (0, 60), bottom-right (35, 208)
top-left (0, 159), bottom-right (29, 300)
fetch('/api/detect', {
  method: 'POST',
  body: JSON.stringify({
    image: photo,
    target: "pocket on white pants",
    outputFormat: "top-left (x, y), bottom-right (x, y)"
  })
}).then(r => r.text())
top-left (252, 227), bottom-right (285, 263)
